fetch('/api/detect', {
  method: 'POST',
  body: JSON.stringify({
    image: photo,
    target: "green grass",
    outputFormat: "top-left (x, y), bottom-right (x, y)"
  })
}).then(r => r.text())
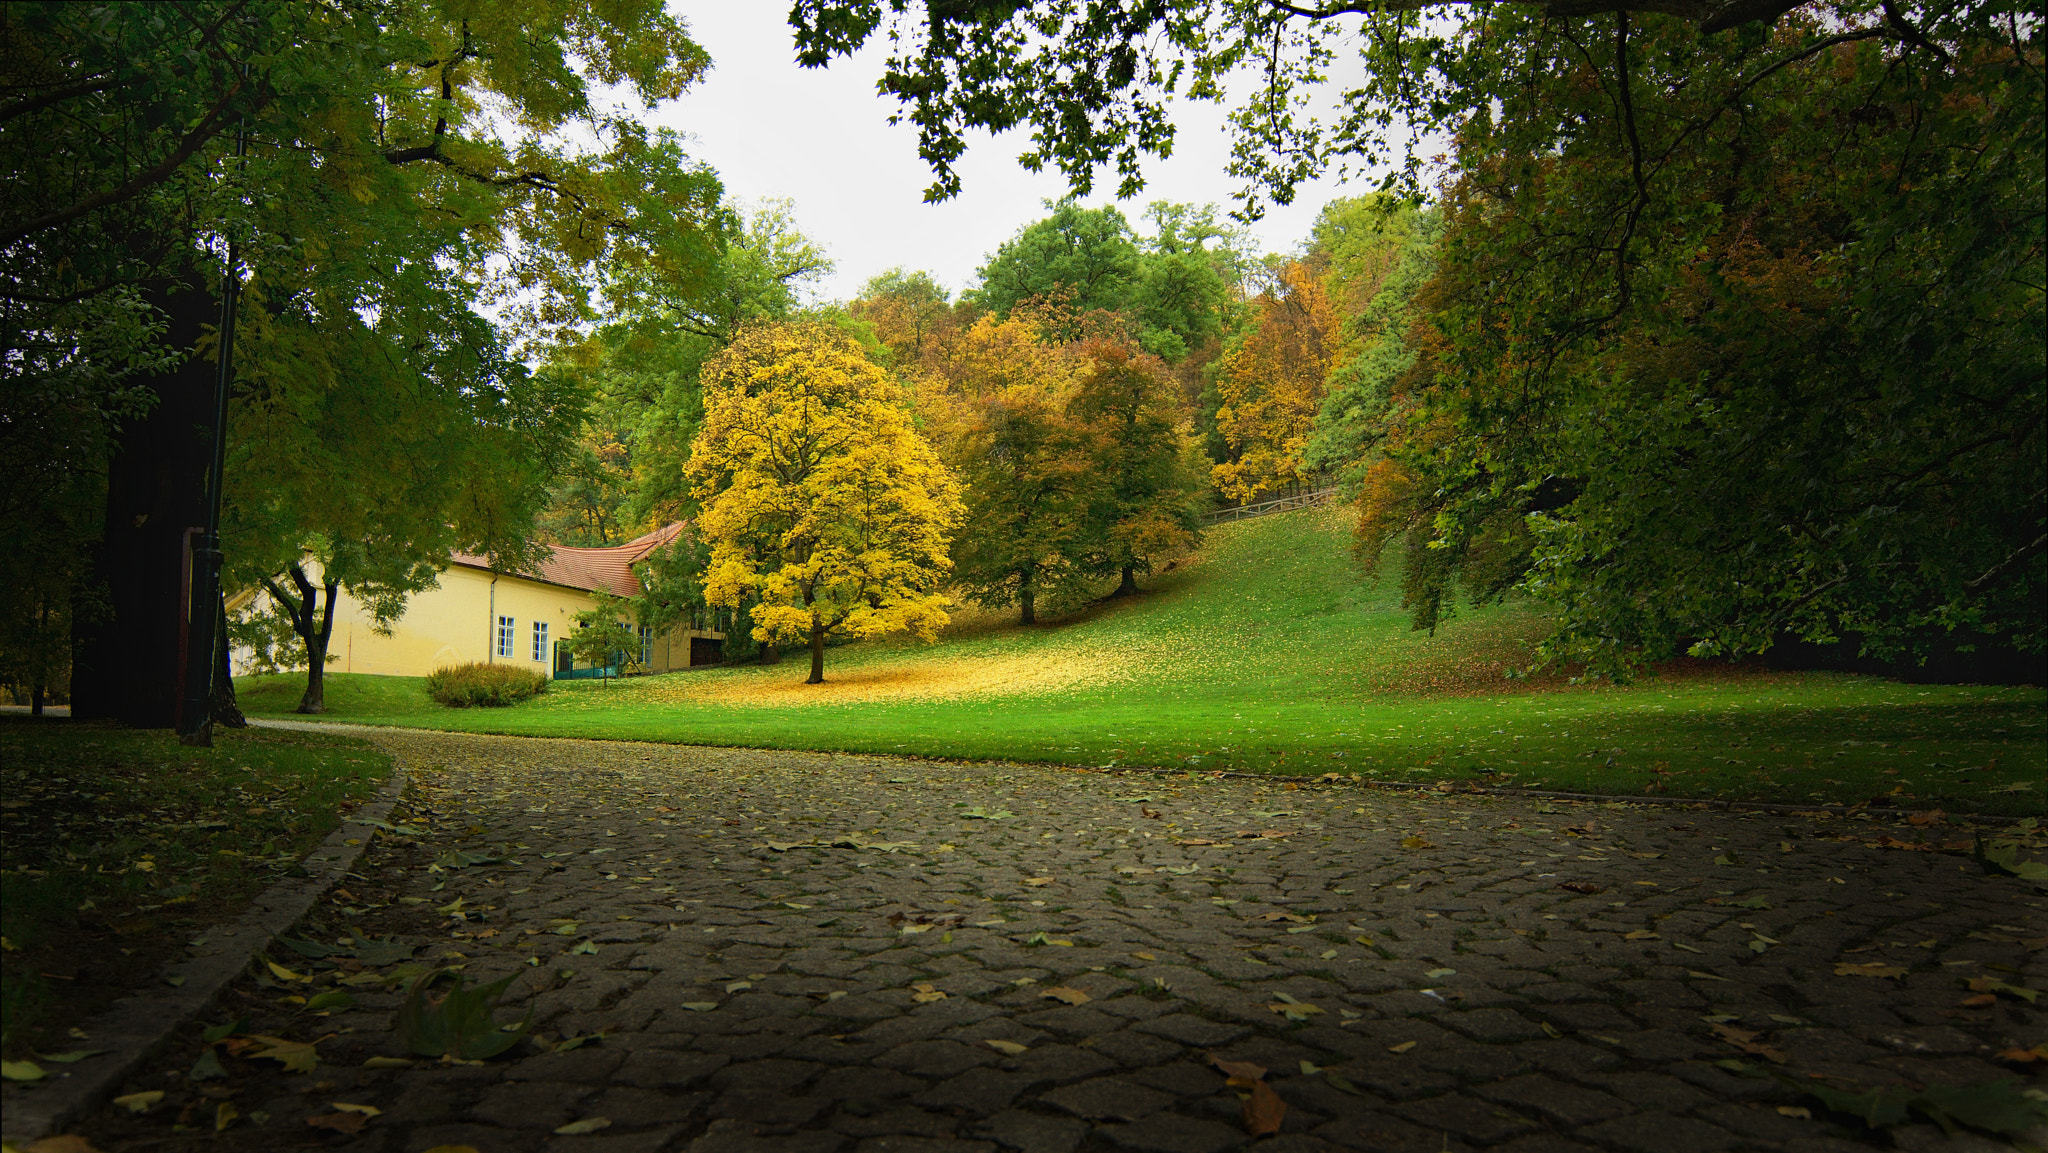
top-left (239, 506), bottom-right (2045, 815)
top-left (0, 722), bottom-right (392, 1055)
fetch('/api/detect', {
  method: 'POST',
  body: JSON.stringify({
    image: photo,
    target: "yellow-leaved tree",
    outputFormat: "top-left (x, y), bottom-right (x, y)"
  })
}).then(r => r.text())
top-left (688, 321), bottom-right (964, 684)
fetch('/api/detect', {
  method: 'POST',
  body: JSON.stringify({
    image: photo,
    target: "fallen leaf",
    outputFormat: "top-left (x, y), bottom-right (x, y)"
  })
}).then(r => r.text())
top-left (113, 1090), bottom-right (165, 1113)
top-left (1023, 877), bottom-right (1053, 887)
top-left (246, 1035), bottom-right (318, 1073)
top-left (1834, 962), bottom-right (1908, 978)
top-left (1624, 929), bottom-right (1661, 940)
top-left (569, 940), bottom-right (599, 955)
top-left (1966, 975), bottom-right (2039, 1002)
top-left (678, 1002), bottom-right (718, 1011)
top-left (2, 1059), bottom-right (46, 1081)
top-left (1776, 1105), bottom-right (1813, 1119)
top-left (1710, 1022), bottom-right (1788, 1063)
top-left (1399, 835), bottom-right (1436, 850)
top-left (1131, 952), bottom-right (1156, 961)
top-left (1424, 968), bottom-right (1457, 979)
top-left (20, 1138), bottom-right (105, 1153)
top-left (1558, 881), bottom-right (1603, 894)
top-left (1041, 987), bottom-right (1092, 1005)
top-left (1994, 1045), bottom-right (2046, 1063)
top-left (1212, 1057), bottom-right (1267, 1082)
top-left (983, 1039), bottom-right (1029, 1056)
top-left (33, 1049), bottom-right (104, 1064)
top-left (331, 1102), bottom-right (381, 1116)
top-left (1388, 1040), bottom-right (1418, 1054)
top-left (1242, 1078), bottom-right (1287, 1137)
top-left (553, 1117), bottom-right (612, 1136)
top-left (306, 1110), bottom-right (365, 1134)
top-left (1961, 993), bottom-right (1999, 1007)
top-left (911, 983), bottom-right (948, 1003)
top-left (362, 1056), bottom-right (412, 1068)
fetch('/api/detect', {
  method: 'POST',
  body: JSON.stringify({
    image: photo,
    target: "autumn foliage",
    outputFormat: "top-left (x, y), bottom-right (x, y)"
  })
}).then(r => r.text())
top-left (688, 321), bottom-right (964, 684)
top-left (1211, 260), bottom-right (1341, 502)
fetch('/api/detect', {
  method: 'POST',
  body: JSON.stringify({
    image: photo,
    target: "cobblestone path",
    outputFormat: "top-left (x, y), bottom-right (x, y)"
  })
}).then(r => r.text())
top-left (81, 728), bottom-right (2045, 1153)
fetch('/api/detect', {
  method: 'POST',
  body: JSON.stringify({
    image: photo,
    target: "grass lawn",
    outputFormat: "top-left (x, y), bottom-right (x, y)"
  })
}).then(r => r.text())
top-left (239, 506), bottom-right (2045, 816)
top-left (0, 722), bottom-right (392, 1059)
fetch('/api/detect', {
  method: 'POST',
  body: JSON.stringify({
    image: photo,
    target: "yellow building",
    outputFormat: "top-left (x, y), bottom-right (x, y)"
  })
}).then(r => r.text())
top-left (236, 525), bottom-right (724, 679)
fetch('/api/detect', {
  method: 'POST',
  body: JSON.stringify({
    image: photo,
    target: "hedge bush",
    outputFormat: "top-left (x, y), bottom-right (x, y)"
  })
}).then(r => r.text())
top-left (426, 663), bottom-right (549, 707)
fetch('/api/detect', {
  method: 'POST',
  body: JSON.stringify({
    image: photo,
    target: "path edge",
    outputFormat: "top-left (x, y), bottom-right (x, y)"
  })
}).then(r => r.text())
top-left (0, 754), bottom-right (410, 1142)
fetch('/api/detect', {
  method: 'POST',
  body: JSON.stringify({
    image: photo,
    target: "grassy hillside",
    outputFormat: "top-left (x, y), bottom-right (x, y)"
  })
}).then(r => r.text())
top-left (239, 506), bottom-right (2046, 813)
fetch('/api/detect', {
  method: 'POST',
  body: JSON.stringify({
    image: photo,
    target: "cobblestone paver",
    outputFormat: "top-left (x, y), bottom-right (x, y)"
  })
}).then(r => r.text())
top-left (78, 729), bottom-right (2046, 1152)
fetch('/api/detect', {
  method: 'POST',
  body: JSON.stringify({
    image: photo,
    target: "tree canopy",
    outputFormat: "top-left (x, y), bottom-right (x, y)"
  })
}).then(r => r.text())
top-left (688, 321), bottom-right (963, 684)
top-left (792, 0), bottom-right (2044, 675)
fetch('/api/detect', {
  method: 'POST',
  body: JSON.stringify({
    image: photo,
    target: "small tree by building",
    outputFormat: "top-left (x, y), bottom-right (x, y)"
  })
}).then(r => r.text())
top-left (567, 591), bottom-right (642, 686)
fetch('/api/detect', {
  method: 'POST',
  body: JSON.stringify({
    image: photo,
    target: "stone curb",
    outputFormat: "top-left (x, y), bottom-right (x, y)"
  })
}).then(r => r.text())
top-left (0, 754), bottom-right (410, 1143)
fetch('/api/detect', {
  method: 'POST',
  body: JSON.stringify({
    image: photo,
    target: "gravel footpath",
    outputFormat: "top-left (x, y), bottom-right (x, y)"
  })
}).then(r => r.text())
top-left (68, 726), bottom-right (2046, 1153)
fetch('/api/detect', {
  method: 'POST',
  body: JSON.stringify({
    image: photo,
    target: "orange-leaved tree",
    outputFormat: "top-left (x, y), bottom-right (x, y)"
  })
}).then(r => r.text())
top-left (922, 313), bottom-right (1091, 624)
top-left (688, 320), bottom-right (963, 684)
top-left (1210, 259), bottom-right (1341, 502)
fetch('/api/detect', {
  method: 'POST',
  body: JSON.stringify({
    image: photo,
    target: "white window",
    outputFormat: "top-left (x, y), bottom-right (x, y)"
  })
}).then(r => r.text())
top-left (496, 615), bottom-right (515, 658)
top-left (639, 624), bottom-right (654, 666)
top-left (531, 621), bottom-right (548, 663)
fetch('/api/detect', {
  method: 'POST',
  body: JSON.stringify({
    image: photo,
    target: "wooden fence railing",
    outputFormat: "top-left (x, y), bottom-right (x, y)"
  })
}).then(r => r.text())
top-left (1202, 485), bottom-right (1341, 525)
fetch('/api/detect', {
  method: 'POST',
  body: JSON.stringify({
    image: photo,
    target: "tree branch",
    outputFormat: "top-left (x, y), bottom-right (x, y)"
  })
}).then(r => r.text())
top-left (0, 81), bottom-right (267, 248)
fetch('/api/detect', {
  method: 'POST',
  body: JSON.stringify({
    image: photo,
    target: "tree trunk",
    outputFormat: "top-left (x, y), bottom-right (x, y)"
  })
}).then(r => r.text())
top-left (807, 619), bottom-right (826, 684)
top-left (1115, 566), bottom-right (1138, 597)
top-left (30, 683), bottom-right (44, 717)
top-left (759, 641), bottom-right (780, 665)
top-left (211, 592), bottom-right (246, 728)
top-left (276, 563), bottom-right (339, 715)
top-left (1019, 565), bottom-right (1036, 625)
top-left (71, 272), bottom-right (219, 726)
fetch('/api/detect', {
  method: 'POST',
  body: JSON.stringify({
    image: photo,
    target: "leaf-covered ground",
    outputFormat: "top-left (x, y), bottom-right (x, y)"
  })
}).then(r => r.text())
top-left (237, 507), bottom-right (2046, 815)
top-left (0, 723), bottom-right (392, 1058)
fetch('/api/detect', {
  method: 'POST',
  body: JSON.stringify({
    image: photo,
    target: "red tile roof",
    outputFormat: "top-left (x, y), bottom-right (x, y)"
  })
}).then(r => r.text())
top-left (449, 523), bottom-right (686, 597)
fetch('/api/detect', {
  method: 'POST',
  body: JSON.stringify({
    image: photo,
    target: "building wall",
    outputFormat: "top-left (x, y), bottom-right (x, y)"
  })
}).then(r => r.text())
top-left (238, 563), bottom-right (722, 679)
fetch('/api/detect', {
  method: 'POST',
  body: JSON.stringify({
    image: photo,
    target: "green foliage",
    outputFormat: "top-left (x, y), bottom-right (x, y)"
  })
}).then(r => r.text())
top-left (4, 0), bottom-right (726, 715)
top-left (396, 969), bottom-right (533, 1061)
top-left (788, 0), bottom-right (2045, 679)
top-left (425, 663), bottom-right (550, 708)
top-left (975, 200), bottom-right (1140, 321)
top-left (972, 199), bottom-right (1238, 361)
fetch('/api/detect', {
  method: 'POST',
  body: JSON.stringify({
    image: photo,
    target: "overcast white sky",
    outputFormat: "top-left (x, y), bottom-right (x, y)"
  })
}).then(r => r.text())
top-left (652, 5), bottom-right (1367, 304)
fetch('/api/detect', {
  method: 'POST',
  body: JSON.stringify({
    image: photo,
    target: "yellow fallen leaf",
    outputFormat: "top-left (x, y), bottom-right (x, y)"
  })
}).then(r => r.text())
top-left (331, 1102), bottom-right (381, 1116)
top-left (1623, 930), bottom-right (1661, 940)
top-left (361, 1056), bottom-right (412, 1068)
top-left (983, 1039), bottom-right (1029, 1056)
top-left (113, 1090), bottom-right (165, 1113)
top-left (553, 1117), bottom-right (611, 1136)
top-left (1024, 877), bottom-right (1053, 886)
top-left (911, 983), bottom-right (947, 1003)
top-left (1041, 987), bottom-right (1092, 1005)
top-left (1776, 1106), bottom-right (1812, 1119)
top-left (265, 961), bottom-right (307, 983)
top-left (1131, 952), bottom-right (1156, 961)
top-left (1388, 1040), bottom-right (1418, 1053)
top-left (1834, 962), bottom-right (1908, 978)
top-left (1399, 835), bottom-right (1436, 850)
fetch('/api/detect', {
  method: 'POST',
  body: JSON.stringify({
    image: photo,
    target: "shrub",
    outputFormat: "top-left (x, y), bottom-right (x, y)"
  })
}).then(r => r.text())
top-left (426, 663), bottom-right (548, 707)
